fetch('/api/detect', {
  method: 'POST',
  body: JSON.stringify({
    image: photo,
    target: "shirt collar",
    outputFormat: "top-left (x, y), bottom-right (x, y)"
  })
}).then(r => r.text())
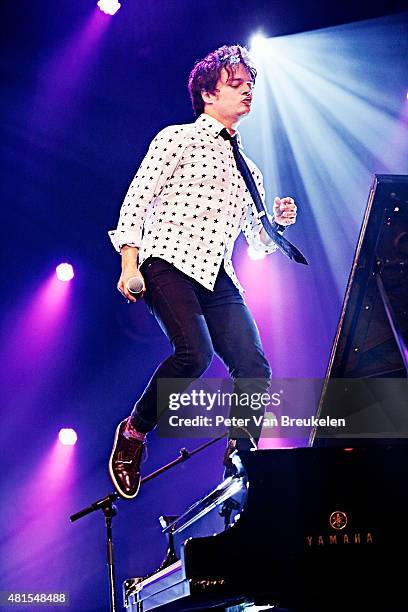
top-left (196, 113), bottom-right (242, 147)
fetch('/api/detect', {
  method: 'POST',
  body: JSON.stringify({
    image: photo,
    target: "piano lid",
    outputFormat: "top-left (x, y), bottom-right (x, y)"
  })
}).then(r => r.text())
top-left (310, 175), bottom-right (408, 445)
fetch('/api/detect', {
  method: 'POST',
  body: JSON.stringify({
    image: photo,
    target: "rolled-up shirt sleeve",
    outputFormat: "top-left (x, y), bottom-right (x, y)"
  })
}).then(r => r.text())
top-left (108, 126), bottom-right (184, 252)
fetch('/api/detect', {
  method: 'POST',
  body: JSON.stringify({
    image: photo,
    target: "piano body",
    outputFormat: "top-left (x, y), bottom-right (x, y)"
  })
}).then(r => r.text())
top-left (124, 176), bottom-right (408, 612)
top-left (124, 447), bottom-right (408, 612)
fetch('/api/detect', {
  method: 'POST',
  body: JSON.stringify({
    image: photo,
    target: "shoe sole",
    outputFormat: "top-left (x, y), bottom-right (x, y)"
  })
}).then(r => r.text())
top-left (108, 420), bottom-right (141, 500)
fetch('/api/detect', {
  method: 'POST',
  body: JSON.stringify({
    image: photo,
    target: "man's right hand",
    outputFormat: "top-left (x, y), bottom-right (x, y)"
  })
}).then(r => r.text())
top-left (117, 246), bottom-right (144, 303)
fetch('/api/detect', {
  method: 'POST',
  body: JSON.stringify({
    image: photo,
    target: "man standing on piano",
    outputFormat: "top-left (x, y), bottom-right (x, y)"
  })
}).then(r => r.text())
top-left (108, 44), bottom-right (298, 499)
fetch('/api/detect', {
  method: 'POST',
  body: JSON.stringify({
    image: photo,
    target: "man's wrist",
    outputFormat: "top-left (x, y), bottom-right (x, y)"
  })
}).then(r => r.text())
top-left (272, 219), bottom-right (287, 232)
top-left (120, 245), bottom-right (139, 266)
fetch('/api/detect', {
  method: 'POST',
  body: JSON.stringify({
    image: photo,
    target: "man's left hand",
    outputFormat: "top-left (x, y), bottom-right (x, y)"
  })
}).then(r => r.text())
top-left (273, 196), bottom-right (297, 226)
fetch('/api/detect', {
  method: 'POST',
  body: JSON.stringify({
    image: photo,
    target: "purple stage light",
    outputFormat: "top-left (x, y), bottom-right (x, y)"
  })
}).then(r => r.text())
top-left (56, 263), bottom-right (74, 282)
top-left (247, 245), bottom-right (266, 260)
top-left (58, 428), bottom-right (78, 446)
top-left (97, 0), bottom-right (121, 15)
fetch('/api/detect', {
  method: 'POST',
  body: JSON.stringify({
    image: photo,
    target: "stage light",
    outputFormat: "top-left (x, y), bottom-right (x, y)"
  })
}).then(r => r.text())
top-left (97, 0), bottom-right (121, 15)
top-left (58, 428), bottom-right (78, 446)
top-left (55, 263), bottom-right (74, 282)
top-left (247, 245), bottom-right (266, 260)
top-left (250, 32), bottom-right (269, 52)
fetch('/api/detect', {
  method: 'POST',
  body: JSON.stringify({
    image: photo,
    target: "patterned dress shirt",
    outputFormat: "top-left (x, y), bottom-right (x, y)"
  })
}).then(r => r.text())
top-left (109, 113), bottom-right (278, 292)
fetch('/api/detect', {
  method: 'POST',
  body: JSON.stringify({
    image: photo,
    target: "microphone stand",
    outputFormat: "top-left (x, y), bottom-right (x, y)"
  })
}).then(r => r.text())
top-left (69, 432), bottom-right (227, 612)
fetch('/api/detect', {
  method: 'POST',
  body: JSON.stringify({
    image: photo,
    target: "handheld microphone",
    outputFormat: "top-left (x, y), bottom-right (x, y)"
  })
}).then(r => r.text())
top-left (126, 276), bottom-right (145, 299)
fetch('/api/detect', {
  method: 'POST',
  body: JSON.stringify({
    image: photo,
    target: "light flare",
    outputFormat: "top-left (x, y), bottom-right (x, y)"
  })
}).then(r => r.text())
top-left (58, 428), bottom-right (78, 446)
top-left (247, 245), bottom-right (266, 260)
top-left (97, 0), bottom-right (121, 15)
top-left (56, 262), bottom-right (74, 282)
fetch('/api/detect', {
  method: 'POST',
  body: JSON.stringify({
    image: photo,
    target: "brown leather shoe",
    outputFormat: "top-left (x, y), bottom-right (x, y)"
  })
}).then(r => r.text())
top-left (109, 419), bottom-right (145, 499)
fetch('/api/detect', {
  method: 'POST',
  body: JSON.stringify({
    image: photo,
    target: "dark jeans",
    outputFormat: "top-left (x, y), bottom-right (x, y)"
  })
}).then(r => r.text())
top-left (131, 257), bottom-right (271, 447)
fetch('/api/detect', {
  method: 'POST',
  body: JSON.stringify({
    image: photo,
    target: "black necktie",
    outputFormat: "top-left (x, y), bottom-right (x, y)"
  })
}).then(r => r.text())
top-left (220, 128), bottom-right (308, 265)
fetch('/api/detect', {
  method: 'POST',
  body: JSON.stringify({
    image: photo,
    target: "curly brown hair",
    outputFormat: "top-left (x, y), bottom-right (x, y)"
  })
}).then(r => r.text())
top-left (188, 44), bottom-right (257, 117)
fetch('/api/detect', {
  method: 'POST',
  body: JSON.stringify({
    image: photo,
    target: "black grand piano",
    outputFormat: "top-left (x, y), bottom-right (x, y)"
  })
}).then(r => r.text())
top-left (125, 446), bottom-right (408, 612)
top-left (124, 176), bottom-right (408, 612)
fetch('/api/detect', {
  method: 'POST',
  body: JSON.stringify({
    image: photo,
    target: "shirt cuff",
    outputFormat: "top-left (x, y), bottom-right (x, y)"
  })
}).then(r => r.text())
top-left (258, 227), bottom-right (279, 252)
top-left (258, 213), bottom-right (281, 250)
top-left (108, 230), bottom-right (141, 253)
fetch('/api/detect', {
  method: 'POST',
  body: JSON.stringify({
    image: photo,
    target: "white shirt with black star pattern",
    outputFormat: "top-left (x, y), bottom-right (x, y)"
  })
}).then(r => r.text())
top-left (109, 113), bottom-right (278, 292)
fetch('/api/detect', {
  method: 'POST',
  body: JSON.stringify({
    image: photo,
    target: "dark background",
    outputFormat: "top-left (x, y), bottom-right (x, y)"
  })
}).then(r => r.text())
top-left (1, 1), bottom-right (407, 611)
